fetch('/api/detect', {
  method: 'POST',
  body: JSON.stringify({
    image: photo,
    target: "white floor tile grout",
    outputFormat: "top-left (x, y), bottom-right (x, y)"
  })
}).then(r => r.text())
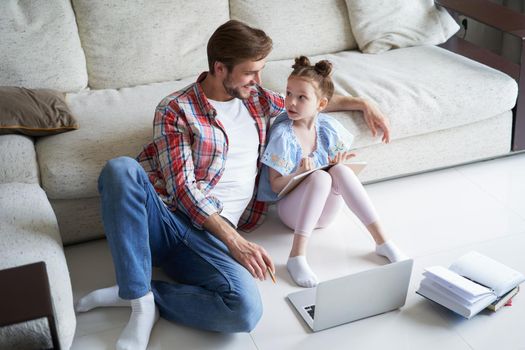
top-left (452, 166), bottom-right (525, 222)
top-left (249, 333), bottom-right (261, 350)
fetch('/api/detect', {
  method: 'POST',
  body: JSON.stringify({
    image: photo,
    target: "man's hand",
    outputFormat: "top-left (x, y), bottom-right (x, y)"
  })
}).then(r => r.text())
top-left (362, 99), bottom-right (390, 143)
top-left (203, 213), bottom-right (275, 280)
top-left (226, 235), bottom-right (275, 281)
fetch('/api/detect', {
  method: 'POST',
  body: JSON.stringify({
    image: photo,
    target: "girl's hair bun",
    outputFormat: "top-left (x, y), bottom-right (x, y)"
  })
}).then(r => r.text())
top-left (292, 55), bottom-right (311, 70)
top-left (314, 60), bottom-right (333, 78)
top-left (289, 56), bottom-right (335, 101)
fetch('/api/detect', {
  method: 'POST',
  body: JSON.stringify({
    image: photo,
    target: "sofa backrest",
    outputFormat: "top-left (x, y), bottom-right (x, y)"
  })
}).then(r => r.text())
top-left (71, 0), bottom-right (230, 90)
top-left (0, 0), bottom-right (88, 92)
top-left (1, 0), bottom-right (356, 91)
top-left (230, 0), bottom-right (357, 61)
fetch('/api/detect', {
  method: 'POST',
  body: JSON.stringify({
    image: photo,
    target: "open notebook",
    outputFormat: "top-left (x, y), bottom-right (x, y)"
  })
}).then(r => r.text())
top-left (277, 162), bottom-right (367, 198)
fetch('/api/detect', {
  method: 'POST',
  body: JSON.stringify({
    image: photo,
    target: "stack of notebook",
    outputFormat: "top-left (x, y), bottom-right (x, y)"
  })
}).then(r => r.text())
top-left (416, 251), bottom-right (524, 319)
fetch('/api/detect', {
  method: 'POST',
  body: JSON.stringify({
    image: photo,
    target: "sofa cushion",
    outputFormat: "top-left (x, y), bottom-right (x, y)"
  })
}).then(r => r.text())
top-left (230, 0), bottom-right (357, 61)
top-left (261, 46), bottom-right (517, 148)
top-left (37, 78), bottom-right (196, 199)
top-left (38, 46), bottom-right (518, 201)
top-left (354, 111), bottom-right (513, 182)
top-left (51, 111), bottom-right (513, 244)
top-left (72, 0), bottom-right (229, 89)
top-left (0, 183), bottom-right (76, 350)
top-left (0, 87), bottom-right (78, 136)
top-left (0, 318), bottom-right (54, 350)
top-left (0, 135), bottom-right (39, 185)
top-left (344, 0), bottom-right (459, 54)
top-left (0, 0), bottom-right (88, 92)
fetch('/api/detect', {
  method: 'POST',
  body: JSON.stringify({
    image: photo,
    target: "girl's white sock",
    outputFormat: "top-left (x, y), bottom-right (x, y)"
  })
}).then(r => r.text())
top-left (376, 241), bottom-right (409, 263)
top-left (75, 285), bottom-right (129, 312)
top-left (116, 291), bottom-right (159, 350)
top-left (287, 255), bottom-right (319, 288)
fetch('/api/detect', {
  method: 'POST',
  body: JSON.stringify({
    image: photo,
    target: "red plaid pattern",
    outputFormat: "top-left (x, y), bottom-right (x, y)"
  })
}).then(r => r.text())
top-left (137, 73), bottom-right (285, 231)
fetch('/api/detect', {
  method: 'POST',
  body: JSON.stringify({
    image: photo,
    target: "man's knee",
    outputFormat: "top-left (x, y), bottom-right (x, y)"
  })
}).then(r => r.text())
top-left (229, 288), bottom-right (263, 332)
top-left (98, 156), bottom-right (141, 190)
top-left (223, 271), bottom-right (263, 332)
top-left (102, 156), bottom-right (138, 177)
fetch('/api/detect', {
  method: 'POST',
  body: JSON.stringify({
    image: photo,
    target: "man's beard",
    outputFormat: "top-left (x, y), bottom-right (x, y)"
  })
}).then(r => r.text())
top-left (223, 75), bottom-right (252, 99)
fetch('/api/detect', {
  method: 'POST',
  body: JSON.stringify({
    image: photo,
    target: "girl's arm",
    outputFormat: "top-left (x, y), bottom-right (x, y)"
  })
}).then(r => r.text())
top-left (268, 157), bottom-right (313, 194)
top-left (268, 168), bottom-right (298, 194)
top-left (324, 95), bottom-right (390, 143)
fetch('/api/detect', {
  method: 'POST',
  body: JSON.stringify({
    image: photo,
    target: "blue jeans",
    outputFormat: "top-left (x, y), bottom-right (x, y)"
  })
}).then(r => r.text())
top-left (98, 156), bottom-right (262, 332)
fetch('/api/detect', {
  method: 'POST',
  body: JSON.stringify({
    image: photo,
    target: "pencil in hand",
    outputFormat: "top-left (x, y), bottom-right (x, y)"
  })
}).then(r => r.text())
top-left (267, 266), bottom-right (276, 284)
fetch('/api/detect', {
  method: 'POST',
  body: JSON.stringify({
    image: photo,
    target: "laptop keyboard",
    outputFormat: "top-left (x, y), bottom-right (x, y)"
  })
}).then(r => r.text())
top-left (304, 304), bottom-right (315, 319)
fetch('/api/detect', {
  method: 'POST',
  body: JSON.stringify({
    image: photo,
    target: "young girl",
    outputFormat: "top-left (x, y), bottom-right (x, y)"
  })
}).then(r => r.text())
top-left (257, 56), bottom-right (408, 288)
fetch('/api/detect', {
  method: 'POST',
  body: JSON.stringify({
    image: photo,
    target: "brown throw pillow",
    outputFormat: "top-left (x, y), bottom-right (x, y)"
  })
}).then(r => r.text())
top-left (0, 87), bottom-right (78, 136)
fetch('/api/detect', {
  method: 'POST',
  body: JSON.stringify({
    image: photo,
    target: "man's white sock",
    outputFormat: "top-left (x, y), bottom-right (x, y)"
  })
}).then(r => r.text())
top-left (376, 241), bottom-right (409, 263)
top-left (75, 285), bottom-right (130, 312)
top-left (287, 255), bottom-right (319, 288)
top-left (117, 291), bottom-right (159, 350)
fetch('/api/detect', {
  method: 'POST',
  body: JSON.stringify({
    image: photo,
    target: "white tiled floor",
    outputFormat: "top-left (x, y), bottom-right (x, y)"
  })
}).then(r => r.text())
top-left (65, 153), bottom-right (525, 350)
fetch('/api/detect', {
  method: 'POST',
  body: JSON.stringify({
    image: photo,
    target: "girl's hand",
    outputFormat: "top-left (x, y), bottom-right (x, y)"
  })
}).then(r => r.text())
top-left (362, 99), bottom-right (390, 143)
top-left (328, 152), bottom-right (356, 165)
top-left (297, 157), bottom-right (313, 174)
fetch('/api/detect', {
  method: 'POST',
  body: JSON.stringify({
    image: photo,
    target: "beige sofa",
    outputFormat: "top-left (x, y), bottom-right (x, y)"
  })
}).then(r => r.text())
top-left (0, 0), bottom-right (520, 348)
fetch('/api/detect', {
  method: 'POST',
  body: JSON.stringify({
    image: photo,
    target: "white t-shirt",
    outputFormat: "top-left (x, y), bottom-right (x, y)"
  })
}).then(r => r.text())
top-left (208, 98), bottom-right (259, 227)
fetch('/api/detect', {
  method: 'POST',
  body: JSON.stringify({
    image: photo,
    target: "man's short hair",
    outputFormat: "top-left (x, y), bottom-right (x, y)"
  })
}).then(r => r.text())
top-left (207, 20), bottom-right (273, 74)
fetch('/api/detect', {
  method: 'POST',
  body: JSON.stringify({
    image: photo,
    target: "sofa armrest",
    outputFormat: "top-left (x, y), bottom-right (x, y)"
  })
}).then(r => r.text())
top-left (437, 0), bottom-right (525, 151)
top-left (0, 135), bottom-right (40, 185)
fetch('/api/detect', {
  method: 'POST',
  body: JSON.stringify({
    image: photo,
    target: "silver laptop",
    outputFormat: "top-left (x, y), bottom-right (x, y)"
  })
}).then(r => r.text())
top-left (287, 259), bottom-right (413, 332)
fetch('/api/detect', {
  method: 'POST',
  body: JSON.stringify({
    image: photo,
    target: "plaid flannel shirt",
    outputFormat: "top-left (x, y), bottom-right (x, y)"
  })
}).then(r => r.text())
top-left (136, 73), bottom-right (285, 231)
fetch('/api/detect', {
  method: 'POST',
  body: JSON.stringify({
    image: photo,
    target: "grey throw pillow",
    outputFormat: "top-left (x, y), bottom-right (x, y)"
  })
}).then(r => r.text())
top-left (0, 87), bottom-right (78, 136)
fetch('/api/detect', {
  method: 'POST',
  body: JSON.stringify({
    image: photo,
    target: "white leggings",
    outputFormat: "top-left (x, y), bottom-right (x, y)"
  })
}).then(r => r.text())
top-left (276, 164), bottom-right (379, 236)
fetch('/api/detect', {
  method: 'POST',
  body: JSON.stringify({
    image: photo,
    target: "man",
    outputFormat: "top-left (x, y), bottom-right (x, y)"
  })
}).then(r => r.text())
top-left (76, 20), bottom-right (390, 350)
